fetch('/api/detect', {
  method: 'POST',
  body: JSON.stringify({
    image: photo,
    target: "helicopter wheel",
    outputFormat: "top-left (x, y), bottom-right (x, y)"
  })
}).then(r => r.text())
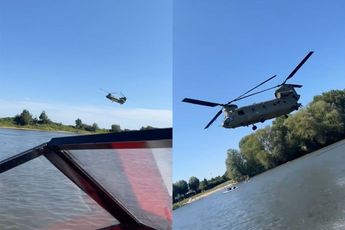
top-left (252, 125), bottom-right (257, 131)
top-left (284, 114), bottom-right (288, 118)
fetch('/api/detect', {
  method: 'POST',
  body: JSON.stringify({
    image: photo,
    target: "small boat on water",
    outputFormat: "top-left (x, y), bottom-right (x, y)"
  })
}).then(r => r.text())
top-left (223, 186), bottom-right (237, 193)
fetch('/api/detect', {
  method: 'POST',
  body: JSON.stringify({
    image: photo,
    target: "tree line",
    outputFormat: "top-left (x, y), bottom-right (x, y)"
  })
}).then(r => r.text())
top-left (2, 109), bottom-right (157, 132)
top-left (173, 175), bottom-right (227, 203)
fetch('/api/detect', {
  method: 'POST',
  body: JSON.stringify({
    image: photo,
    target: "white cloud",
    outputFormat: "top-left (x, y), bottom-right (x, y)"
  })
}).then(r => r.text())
top-left (0, 99), bottom-right (172, 130)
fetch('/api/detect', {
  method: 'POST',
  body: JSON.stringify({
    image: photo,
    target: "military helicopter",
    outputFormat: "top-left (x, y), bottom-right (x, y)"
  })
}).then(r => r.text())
top-left (182, 51), bottom-right (314, 130)
top-left (100, 89), bottom-right (127, 105)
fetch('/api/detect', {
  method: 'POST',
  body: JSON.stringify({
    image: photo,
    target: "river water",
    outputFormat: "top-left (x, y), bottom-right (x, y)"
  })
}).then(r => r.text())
top-left (173, 139), bottom-right (345, 230)
top-left (0, 128), bottom-right (117, 230)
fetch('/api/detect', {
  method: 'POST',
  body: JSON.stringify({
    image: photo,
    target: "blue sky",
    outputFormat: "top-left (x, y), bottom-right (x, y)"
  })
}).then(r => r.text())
top-left (173, 0), bottom-right (345, 181)
top-left (0, 0), bottom-right (172, 130)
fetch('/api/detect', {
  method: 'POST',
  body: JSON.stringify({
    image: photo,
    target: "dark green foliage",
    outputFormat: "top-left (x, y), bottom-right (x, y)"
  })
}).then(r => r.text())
top-left (75, 118), bottom-right (82, 129)
top-left (32, 117), bottom-right (39, 124)
top-left (1, 110), bottom-right (150, 134)
top-left (92, 123), bottom-right (99, 131)
top-left (111, 124), bottom-right (122, 132)
top-left (173, 180), bottom-right (189, 202)
top-left (226, 149), bottom-right (247, 181)
top-left (225, 89), bottom-right (345, 182)
top-left (172, 183), bottom-right (179, 202)
top-left (207, 176), bottom-right (226, 189)
top-left (83, 125), bottom-right (93, 131)
top-left (173, 176), bottom-right (228, 203)
top-left (39, 111), bottom-right (51, 124)
top-left (14, 109), bottom-right (33, 126)
top-left (140, 125), bottom-right (157, 130)
top-left (199, 178), bottom-right (209, 191)
top-left (188, 176), bottom-right (200, 192)
top-left (175, 180), bottom-right (188, 195)
top-left (270, 116), bottom-right (289, 163)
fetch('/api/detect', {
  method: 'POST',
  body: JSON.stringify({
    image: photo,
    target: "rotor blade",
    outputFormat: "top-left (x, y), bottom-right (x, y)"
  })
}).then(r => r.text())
top-left (182, 98), bottom-right (222, 107)
top-left (235, 82), bottom-right (303, 102)
top-left (287, 84), bottom-right (303, 88)
top-left (205, 109), bottom-right (223, 129)
top-left (283, 51), bottom-right (314, 84)
top-left (100, 88), bottom-right (109, 93)
top-left (227, 75), bottom-right (276, 105)
top-left (234, 85), bottom-right (279, 101)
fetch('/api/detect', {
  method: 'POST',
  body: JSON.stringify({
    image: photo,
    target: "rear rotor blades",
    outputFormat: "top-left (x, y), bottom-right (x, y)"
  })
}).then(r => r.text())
top-left (282, 51), bottom-right (313, 84)
top-left (236, 51), bottom-right (313, 101)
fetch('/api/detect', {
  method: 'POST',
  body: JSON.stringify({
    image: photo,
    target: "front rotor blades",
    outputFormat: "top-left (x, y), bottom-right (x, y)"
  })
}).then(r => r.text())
top-left (182, 98), bottom-right (223, 107)
top-left (204, 109), bottom-right (223, 129)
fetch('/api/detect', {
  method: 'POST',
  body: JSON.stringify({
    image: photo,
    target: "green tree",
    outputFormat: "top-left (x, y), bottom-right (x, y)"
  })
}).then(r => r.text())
top-left (207, 176), bottom-right (226, 188)
top-left (39, 111), bottom-right (51, 124)
top-left (14, 109), bottom-right (33, 126)
top-left (92, 123), bottom-right (99, 131)
top-left (313, 89), bottom-right (345, 122)
top-left (75, 118), bottom-right (82, 129)
top-left (199, 178), bottom-right (209, 191)
top-left (32, 117), bottom-right (39, 124)
top-left (239, 135), bottom-right (266, 175)
top-left (174, 180), bottom-right (188, 196)
top-left (111, 124), bottom-right (122, 132)
top-left (173, 183), bottom-right (180, 202)
top-left (270, 116), bottom-right (290, 164)
top-left (225, 149), bottom-right (247, 181)
top-left (188, 176), bottom-right (200, 192)
top-left (308, 100), bottom-right (344, 145)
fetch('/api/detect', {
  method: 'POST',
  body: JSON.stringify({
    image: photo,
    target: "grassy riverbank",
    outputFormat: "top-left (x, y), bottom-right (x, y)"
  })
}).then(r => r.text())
top-left (0, 118), bottom-right (106, 134)
top-left (173, 180), bottom-right (236, 210)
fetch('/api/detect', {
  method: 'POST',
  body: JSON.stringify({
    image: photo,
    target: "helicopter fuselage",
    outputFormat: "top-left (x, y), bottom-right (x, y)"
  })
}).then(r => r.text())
top-left (222, 87), bottom-right (301, 128)
top-left (181, 51), bottom-right (313, 130)
top-left (106, 94), bottom-right (127, 104)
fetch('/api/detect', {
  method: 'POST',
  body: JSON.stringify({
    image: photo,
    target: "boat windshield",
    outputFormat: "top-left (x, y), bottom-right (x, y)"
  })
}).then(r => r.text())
top-left (0, 128), bottom-right (172, 230)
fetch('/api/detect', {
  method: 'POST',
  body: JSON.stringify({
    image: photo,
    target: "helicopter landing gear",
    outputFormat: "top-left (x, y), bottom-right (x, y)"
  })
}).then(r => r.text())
top-left (252, 125), bottom-right (257, 131)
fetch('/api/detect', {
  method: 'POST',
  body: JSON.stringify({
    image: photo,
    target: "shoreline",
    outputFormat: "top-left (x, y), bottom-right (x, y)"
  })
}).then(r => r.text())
top-left (173, 181), bottom-right (237, 210)
top-left (185, 182), bottom-right (236, 204)
top-left (0, 126), bottom-right (77, 134)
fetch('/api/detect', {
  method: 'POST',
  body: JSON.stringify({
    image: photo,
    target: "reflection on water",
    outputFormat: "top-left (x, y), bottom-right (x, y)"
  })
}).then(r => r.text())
top-left (174, 139), bottom-right (345, 230)
top-left (0, 128), bottom-right (117, 230)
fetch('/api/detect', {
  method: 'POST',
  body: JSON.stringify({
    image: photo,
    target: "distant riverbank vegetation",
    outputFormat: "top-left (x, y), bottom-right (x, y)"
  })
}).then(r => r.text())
top-left (0, 109), bottom-right (157, 133)
top-left (173, 89), bottom-right (345, 206)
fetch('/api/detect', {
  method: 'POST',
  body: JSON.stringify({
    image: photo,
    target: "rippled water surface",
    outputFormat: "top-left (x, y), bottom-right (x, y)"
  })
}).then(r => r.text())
top-left (174, 139), bottom-right (345, 230)
top-left (0, 128), bottom-right (117, 230)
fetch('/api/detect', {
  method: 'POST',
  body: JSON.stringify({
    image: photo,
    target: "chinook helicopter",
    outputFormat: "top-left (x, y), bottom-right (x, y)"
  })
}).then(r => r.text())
top-left (182, 51), bottom-right (314, 130)
top-left (101, 89), bottom-right (127, 105)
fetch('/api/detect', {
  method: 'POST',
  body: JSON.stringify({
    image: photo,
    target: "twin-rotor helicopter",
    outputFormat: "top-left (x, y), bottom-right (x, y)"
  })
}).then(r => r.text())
top-left (182, 51), bottom-right (314, 130)
top-left (100, 89), bottom-right (127, 105)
